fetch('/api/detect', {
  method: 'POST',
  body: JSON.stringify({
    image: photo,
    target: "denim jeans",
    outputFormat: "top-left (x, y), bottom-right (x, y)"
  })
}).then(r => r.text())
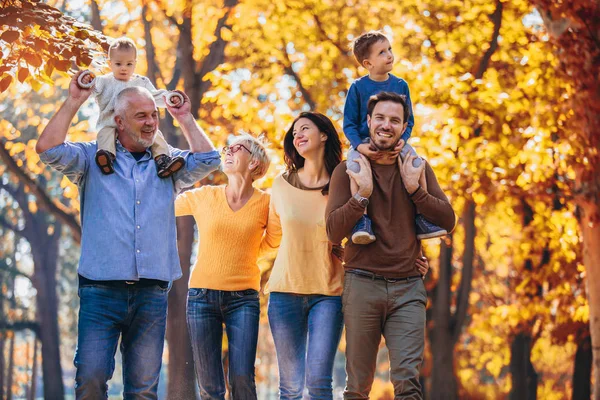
top-left (186, 288), bottom-right (260, 400)
top-left (74, 283), bottom-right (169, 399)
top-left (268, 293), bottom-right (344, 400)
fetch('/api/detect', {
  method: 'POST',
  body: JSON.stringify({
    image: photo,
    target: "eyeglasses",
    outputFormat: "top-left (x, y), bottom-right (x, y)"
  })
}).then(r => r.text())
top-left (221, 143), bottom-right (251, 155)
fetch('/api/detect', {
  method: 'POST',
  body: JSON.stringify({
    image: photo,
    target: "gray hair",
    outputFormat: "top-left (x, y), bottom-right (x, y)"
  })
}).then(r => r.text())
top-left (230, 133), bottom-right (271, 181)
top-left (113, 87), bottom-right (155, 117)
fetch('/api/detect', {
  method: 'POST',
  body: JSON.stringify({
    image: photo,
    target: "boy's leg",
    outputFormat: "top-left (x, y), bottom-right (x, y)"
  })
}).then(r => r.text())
top-left (152, 129), bottom-right (185, 178)
top-left (400, 143), bottom-right (445, 240)
top-left (347, 148), bottom-right (376, 244)
top-left (95, 126), bottom-right (117, 174)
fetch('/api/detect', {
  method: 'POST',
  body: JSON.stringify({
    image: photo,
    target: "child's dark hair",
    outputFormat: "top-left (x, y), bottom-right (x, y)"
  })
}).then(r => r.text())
top-left (366, 91), bottom-right (410, 122)
top-left (350, 30), bottom-right (389, 66)
top-left (283, 112), bottom-right (342, 178)
top-left (108, 37), bottom-right (137, 58)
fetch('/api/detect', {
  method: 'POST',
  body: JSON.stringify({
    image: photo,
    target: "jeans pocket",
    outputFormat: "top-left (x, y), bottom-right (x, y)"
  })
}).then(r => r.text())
top-left (188, 288), bottom-right (208, 299)
top-left (232, 289), bottom-right (259, 299)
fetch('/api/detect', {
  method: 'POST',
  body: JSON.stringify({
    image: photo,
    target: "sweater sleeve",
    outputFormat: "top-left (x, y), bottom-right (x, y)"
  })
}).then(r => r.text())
top-left (174, 187), bottom-right (201, 216)
top-left (410, 163), bottom-right (456, 232)
top-left (259, 192), bottom-right (282, 258)
top-left (400, 79), bottom-right (415, 143)
top-left (343, 82), bottom-right (364, 149)
top-left (325, 162), bottom-right (366, 243)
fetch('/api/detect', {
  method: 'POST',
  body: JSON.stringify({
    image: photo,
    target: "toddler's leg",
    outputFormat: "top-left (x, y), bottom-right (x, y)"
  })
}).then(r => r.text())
top-left (152, 130), bottom-right (185, 179)
top-left (97, 126), bottom-right (117, 156)
top-left (150, 130), bottom-right (170, 158)
top-left (95, 126), bottom-right (117, 175)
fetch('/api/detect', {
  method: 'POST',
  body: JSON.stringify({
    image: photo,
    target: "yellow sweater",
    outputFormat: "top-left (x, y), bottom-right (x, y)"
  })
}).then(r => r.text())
top-left (175, 185), bottom-right (279, 291)
top-left (264, 174), bottom-right (344, 296)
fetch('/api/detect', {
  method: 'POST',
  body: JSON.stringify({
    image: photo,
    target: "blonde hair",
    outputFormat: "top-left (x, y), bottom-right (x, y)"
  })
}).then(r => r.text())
top-left (229, 133), bottom-right (271, 181)
top-left (108, 37), bottom-right (137, 58)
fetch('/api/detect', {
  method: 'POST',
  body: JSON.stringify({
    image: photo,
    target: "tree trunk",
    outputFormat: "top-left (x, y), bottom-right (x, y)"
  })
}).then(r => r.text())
top-left (90, 0), bottom-right (103, 33)
top-left (0, 331), bottom-right (5, 399)
top-left (430, 236), bottom-right (458, 399)
top-left (6, 332), bottom-right (14, 400)
top-left (580, 200), bottom-right (600, 399)
top-left (573, 333), bottom-right (592, 400)
top-left (31, 230), bottom-right (64, 400)
top-left (509, 332), bottom-right (537, 400)
top-left (166, 216), bottom-right (197, 400)
top-left (29, 337), bottom-right (38, 400)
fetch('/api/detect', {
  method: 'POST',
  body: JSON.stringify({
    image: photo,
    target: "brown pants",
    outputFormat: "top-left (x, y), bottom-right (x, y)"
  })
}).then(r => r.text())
top-left (342, 272), bottom-right (427, 400)
top-left (97, 126), bottom-right (170, 158)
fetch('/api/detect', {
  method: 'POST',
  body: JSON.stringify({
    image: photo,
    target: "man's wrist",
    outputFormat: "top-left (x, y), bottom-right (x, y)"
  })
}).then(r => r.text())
top-left (353, 192), bottom-right (370, 207)
top-left (65, 96), bottom-right (85, 110)
top-left (408, 185), bottom-right (421, 197)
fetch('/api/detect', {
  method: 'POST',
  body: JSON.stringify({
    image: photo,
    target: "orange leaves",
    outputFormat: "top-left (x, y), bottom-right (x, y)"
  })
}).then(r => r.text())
top-left (0, 0), bottom-right (107, 94)
top-left (17, 67), bottom-right (29, 83)
top-left (0, 75), bottom-right (12, 92)
top-left (0, 29), bottom-right (20, 43)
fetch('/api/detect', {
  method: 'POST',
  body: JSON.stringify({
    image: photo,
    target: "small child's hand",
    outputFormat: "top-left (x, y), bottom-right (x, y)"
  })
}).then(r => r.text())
top-left (356, 143), bottom-right (382, 160)
top-left (389, 139), bottom-right (405, 158)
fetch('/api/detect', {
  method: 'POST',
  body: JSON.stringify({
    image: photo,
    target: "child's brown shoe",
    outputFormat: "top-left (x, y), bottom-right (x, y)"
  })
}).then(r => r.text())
top-left (156, 155), bottom-right (185, 178)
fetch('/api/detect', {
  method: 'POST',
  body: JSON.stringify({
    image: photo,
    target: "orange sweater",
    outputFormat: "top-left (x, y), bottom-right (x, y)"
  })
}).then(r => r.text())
top-left (175, 185), bottom-right (279, 291)
top-left (264, 174), bottom-right (344, 295)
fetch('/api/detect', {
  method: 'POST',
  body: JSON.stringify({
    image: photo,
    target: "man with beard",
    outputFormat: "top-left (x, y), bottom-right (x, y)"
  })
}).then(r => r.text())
top-left (36, 72), bottom-right (220, 399)
top-left (326, 91), bottom-right (455, 399)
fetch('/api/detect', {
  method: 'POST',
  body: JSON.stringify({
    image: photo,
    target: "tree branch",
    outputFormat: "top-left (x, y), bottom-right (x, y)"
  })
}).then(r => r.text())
top-left (279, 39), bottom-right (317, 111)
top-left (0, 261), bottom-right (33, 282)
top-left (0, 215), bottom-right (23, 238)
top-left (152, 0), bottom-right (181, 28)
top-left (474, 0), bottom-right (503, 79)
top-left (0, 140), bottom-right (81, 243)
top-left (0, 320), bottom-right (39, 335)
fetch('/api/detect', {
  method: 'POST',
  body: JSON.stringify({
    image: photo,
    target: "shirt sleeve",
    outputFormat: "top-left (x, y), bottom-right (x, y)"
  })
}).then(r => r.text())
top-left (343, 82), bottom-right (364, 149)
top-left (410, 162), bottom-right (456, 232)
top-left (38, 142), bottom-right (93, 185)
top-left (400, 79), bottom-right (415, 143)
top-left (325, 162), bottom-right (366, 243)
top-left (170, 148), bottom-right (221, 194)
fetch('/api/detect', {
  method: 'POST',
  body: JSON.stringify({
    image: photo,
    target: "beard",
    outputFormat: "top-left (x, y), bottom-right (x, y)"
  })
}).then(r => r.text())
top-left (124, 126), bottom-right (156, 149)
top-left (370, 129), bottom-right (401, 152)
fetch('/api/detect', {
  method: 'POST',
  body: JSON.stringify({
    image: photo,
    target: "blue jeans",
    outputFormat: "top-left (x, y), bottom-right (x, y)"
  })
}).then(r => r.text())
top-left (268, 293), bottom-right (344, 400)
top-left (186, 288), bottom-right (260, 400)
top-left (74, 283), bottom-right (169, 399)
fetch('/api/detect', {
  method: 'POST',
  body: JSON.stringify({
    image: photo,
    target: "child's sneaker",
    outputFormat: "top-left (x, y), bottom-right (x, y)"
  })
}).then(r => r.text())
top-left (351, 215), bottom-right (376, 245)
top-left (415, 214), bottom-right (447, 240)
top-left (95, 150), bottom-right (116, 175)
top-left (156, 154), bottom-right (185, 178)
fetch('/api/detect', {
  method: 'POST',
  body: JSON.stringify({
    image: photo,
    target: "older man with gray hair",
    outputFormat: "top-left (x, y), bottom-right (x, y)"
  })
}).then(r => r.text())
top-left (36, 71), bottom-right (221, 399)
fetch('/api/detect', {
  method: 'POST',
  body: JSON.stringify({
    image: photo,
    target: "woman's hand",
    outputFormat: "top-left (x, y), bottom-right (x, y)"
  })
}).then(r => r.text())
top-left (415, 256), bottom-right (429, 277)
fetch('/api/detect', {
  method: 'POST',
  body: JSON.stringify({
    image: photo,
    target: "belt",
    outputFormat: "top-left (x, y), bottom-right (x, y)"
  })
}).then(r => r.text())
top-left (78, 275), bottom-right (168, 289)
top-left (346, 268), bottom-right (422, 283)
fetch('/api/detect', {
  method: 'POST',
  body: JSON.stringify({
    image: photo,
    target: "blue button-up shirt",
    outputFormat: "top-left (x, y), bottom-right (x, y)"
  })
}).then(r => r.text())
top-left (39, 140), bottom-right (221, 282)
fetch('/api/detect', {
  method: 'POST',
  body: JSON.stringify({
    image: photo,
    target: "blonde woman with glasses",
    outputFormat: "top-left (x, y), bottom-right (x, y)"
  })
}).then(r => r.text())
top-left (175, 135), bottom-right (279, 400)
